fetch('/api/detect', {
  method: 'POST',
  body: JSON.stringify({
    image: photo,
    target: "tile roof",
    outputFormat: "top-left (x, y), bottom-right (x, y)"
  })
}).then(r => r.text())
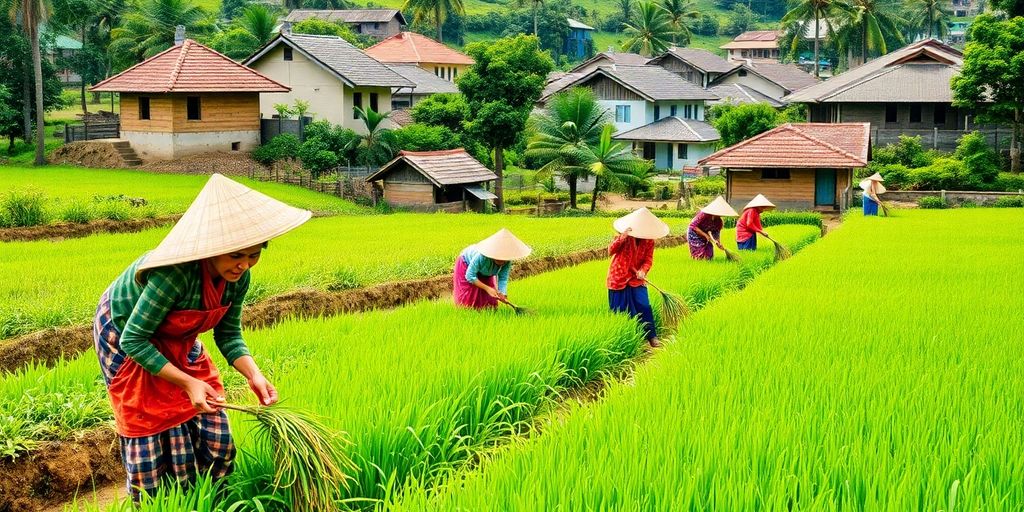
top-left (720, 30), bottom-right (782, 50)
top-left (747, 62), bottom-right (819, 93)
top-left (543, 65), bottom-right (718, 102)
top-left (656, 47), bottom-right (737, 74)
top-left (366, 32), bottom-right (474, 65)
top-left (568, 51), bottom-right (649, 74)
top-left (388, 108), bottom-right (414, 127)
top-left (91, 40), bottom-right (289, 93)
top-left (568, 18), bottom-right (595, 30)
top-left (245, 33), bottom-right (413, 88)
top-left (785, 39), bottom-right (963, 104)
top-left (283, 9), bottom-right (406, 24)
top-left (387, 64), bottom-right (459, 95)
top-left (707, 83), bottom-right (784, 107)
top-left (699, 123), bottom-right (870, 169)
top-left (614, 117), bottom-right (720, 143)
top-left (367, 149), bottom-right (497, 186)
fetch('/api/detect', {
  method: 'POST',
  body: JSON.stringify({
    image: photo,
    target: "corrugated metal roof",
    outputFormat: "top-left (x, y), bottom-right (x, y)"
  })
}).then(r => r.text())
top-left (367, 149), bottom-right (497, 186)
top-left (366, 32), bottom-right (474, 65)
top-left (614, 117), bottom-right (720, 143)
top-left (246, 34), bottom-right (414, 88)
top-left (656, 47), bottom-right (737, 74)
top-left (283, 9), bottom-right (406, 24)
top-left (567, 18), bottom-right (595, 30)
top-left (707, 83), bottom-right (784, 107)
top-left (785, 39), bottom-right (963, 103)
top-left (567, 51), bottom-right (650, 74)
top-left (720, 30), bottom-right (781, 50)
top-left (699, 123), bottom-right (870, 168)
top-left (91, 40), bottom-right (290, 93)
top-left (387, 64), bottom-right (459, 94)
top-left (543, 65), bottom-right (718, 102)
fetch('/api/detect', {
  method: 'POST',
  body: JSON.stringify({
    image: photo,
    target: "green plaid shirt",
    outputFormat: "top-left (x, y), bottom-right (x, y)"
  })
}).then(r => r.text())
top-left (108, 255), bottom-right (251, 374)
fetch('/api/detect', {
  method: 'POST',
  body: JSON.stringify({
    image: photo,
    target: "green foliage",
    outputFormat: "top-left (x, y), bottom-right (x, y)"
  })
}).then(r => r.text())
top-left (690, 13), bottom-right (719, 36)
top-left (954, 131), bottom-right (1001, 184)
top-left (297, 139), bottom-right (340, 177)
top-left (872, 135), bottom-right (934, 168)
top-left (3, 189), bottom-right (49, 227)
top-left (910, 158), bottom-right (978, 190)
top-left (57, 199), bottom-right (94, 224)
top-left (219, 0), bottom-right (252, 19)
top-left (710, 102), bottom-right (782, 147)
top-left (992, 195), bottom-right (1024, 208)
top-left (410, 93), bottom-right (471, 132)
top-left (291, 18), bottom-right (371, 47)
top-left (722, 3), bottom-right (758, 35)
top-left (208, 27), bottom-right (261, 61)
top-left (993, 173), bottom-right (1024, 192)
top-left (393, 123), bottom-right (461, 152)
top-left (910, 0), bottom-right (950, 40)
top-left (252, 133), bottom-right (301, 165)
top-left (689, 175), bottom-right (725, 196)
top-left (917, 196), bottom-right (948, 209)
top-left (402, 0), bottom-right (466, 42)
top-left (621, 0), bottom-right (674, 56)
top-left (504, 190), bottom-right (592, 206)
top-left (108, 0), bottom-right (215, 71)
top-left (988, 0), bottom-right (1024, 16)
top-left (660, 0), bottom-right (699, 45)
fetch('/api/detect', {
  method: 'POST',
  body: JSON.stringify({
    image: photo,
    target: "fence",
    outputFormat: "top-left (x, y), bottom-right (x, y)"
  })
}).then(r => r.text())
top-left (248, 164), bottom-right (378, 203)
top-left (63, 121), bottom-right (120, 143)
top-left (260, 117), bottom-right (313, 144)
top-left (869, 189), bottom-right (1024, 206)
top-left (870, 127), bottom-right (1013, 152)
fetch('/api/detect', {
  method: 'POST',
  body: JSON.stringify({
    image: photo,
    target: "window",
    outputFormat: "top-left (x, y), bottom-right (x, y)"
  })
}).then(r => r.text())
top-left (684, 104), bottom-right (693, 119)
top-left (934, 104), bottom-right (947, 125)
top-left (910, 104), bottom-right (922, 123)
top-left (353, 92), bottom-right (362, 119)
top-left (677, 144), bottom-right (688, 160)
top-left (761, 169), bottom-right (791, 180)
top-left (186, 96), bottom-right (201, 120)
top-left (738, 69), bottom-right (748, 77)
top-left (453, 68), bottom-right (458, 78)
top-left (885, 104), bottom-right (898, 123)
top-left (670, 105), bottom-right (677, 117)
top-left (138, 97), bottom-right (150, 120)
top-left (283, 47), bottom-right (293, 61)
top-left (231, 142), bottom-right (241, 151)
top-left (654, 105), bottom-right (661, 120)
top-left (615, 105), bottom-right (631, 123)
top-left (354, 24), bottom-right (362, 33)
top-left (373, 22), bottom-right (380, 30)
top-left (434, 66), bottom-right (440, 76)
top-left (369, 92), bottom-right (379, 112)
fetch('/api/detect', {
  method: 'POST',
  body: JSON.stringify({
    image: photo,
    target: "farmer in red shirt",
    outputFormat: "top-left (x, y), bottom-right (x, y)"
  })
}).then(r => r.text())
top-left (607, 208), bottom-right (670, 348)
top-left (736, 194), bottom-right (775, 251)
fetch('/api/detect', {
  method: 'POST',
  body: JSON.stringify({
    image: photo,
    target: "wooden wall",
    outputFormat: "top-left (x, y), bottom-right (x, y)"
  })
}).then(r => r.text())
top-left (727, 168), bottom-right (855, 210)
top-left (383, 182), bottom-right (434, 204)
top-left (120, 93), bottom-right (261, 133)
top-left (121, 94), bottom-right (174, 132)
top-left (582, 75), bottom-right (644, 101)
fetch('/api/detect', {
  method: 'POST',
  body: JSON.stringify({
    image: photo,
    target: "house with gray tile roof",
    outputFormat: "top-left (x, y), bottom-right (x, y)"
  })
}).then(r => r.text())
top-left (244, 32), bottom-right (414, 132)
top-left (707, 83), bottom-right (784, 107)
top-left (647, 47), bottom-right (738, 87)
top-left (282, 9), bottom-right (406, 40)
top-left (387, 64), bottom-right (459, 110)
top-left (709, 61), bottom-right (818, 101)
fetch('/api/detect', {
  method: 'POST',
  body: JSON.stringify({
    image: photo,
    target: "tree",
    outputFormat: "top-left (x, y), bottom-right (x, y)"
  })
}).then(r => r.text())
top-left (8, 0), bottom-right (52, 164)
top-left (909, 0), bottom-right (949, 40)
top-left (526, 87), bottom-right (611, 208)
top-left (989, 0), bottom-right (1023, 16)
top-left (402, 0), bottom-right (464, 43)
top-left (0, 20), bottom-right (63, 150)
top-left (832, 0), bottom-right (903, 66)
top-left (108, 0), bottom-right (214, 71)
top-left (722, 4), bottom-right (758, 36)
top-left (621, 0), bottom-right (674, 57)
top-left (710, 102), bottom-right (782, 147)
top-left (660, 0), bottom-right (698, 45)
top-left (353, 106), bottom-right (397, 167)
top-left (782, 0), bottom-right (845, 77)
top-left (952, 15), bottom-right (1024, 172)
top-left (209, 28), bottom-right (261, 61)
top-left (516, 0), bottom-right (543, 35)
top-left (410, 93), bottom-right (470, 132)
top-left (219, 0), bottom-right (251, 20)
top-left (291, 18), bottom-right (369, 47)
top-left (584, 124), bottom-right (645, 212)
top-left (237, 4), bottom-right (278, 45)
top-left (618, 0), bottom-right (632, 23)
top-left (0, 85), bottom-right (17, 148)
top-left (459, 34), bottom-right (554, 211)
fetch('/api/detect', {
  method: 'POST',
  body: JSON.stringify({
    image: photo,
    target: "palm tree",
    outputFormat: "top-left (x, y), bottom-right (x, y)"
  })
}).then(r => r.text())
top-left (526, 87), bottom-right (610, 208)
top-left (402, 0), bottom-right (464, 43)
top-left (621, 1), bottom-right (674, 57)
top-left (237, 4), bottom-right (278, 45)
top-left (619, 0), bottom-right (632, 22)
top-left (354, 106), bottom-right (396, 167)
top-left (782, 0), bottom-right (847, 77)
top-left (911, 0), bottom-right (949, 40)
top-left (583, 125), bottom-right (645, 212)
top-left (8, 0), bottom-right (51, 165)
top-left (108, 0), bottom-right (213, 68)
top-left (833, 0), bottom-right (903, 66)
top-left (660, 0), bottom-right (698, 45)
top-left (515, 0), bottom-right (543, 35)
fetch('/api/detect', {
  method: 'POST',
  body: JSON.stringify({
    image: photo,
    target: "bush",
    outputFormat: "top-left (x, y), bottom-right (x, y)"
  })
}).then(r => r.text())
top-left (863, 163), bottom-right (912, 189)
top-left (304, 122), bottom-right (359, 160)
top-left (393, 124), bottom-right (460, 152)
top-left (917, 196), bottom-right (948, 209)
top-left (873, 135), bottom-right (936, 168)
top-left (252, 134), bottom-right (301, 165)
top-left (992, 195), bottom-right (1024, 208)
top-left (909, 158), bottom-right (977, 190)
top-left (955, 131), bottom-right (1001, 184)
top-left (504, 190), bottom-right (591, 206)
top-left (3, 190), bottom-right (49, 227)
top-left (410, 94), bottom-right (471, 132)
top-left (298, 139), bottom-right (339, 177)
top-left (688, 176), bottom-right (725, 196)
top-left (94, 200), bottom-right (133, 221)
top-left (59, 200), bottom-right (95, 224)
top-left (992, 172), bottom-right (1024, 192)
top-left (690, 13), bottom-right (720, 36)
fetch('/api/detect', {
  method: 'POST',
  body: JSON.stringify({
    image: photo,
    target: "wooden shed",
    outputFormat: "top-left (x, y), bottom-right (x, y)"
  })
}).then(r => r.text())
top-left (90, 38), bottom-right (289, 161)
top-left (699, 123), bottom-right (870, 211)
top-left (366, 149), bottom-right (498, 212)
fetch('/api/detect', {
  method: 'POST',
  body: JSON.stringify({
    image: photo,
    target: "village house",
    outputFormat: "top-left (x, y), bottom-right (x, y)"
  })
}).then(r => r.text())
top-left (699, 122), bottom-right (870, 211)
top-left (386, 64), bottom-right (459, 110)
top-left (365, 149), bottom-right (498, 212)
top-left (42, 27), bottom-right (83, 84)
top-left (365, 31), bottom-right (474, 82)
top-left (709, 61), bottom-right (819, 100)
top-left (784, 39), bottom-right (995, 151)
top-left (89, 36), bottom-right (289, 161)
top-left (721, 30), bottom-right (782, 63)
top-left (281, 9), bottom-right (406, 40)
top-left (646, 47), bottom-right (737, 88)
top-left (244, 31), bottom-right (413, 133)
top-left (564, 19), bottom-right (595, 61)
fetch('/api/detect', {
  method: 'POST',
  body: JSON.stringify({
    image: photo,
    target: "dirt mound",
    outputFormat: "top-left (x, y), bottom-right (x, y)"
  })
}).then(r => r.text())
top-left (51, 143), bottom-right (130, 169)
top-left (0, 326), bottom-right (93, 374)
top-left (0, 428), bottom-right (123, 512)
top-left (140, 152), bottom-right (264, 176)
top-left (0, 216), bottom-right (178, 243)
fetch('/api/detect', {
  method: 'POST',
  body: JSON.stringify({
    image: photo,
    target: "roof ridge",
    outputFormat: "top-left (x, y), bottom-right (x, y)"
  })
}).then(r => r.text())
top-left (407, 32), bottom-right (422, 62)
top-left (818, 65), bottom-right (901, 102)
top-left (674, 117), bottom-right (700, 140)
top-left (91, 43), bottom-right (183, 92)
top-left (167, 40), bottom-right (191, 92)
top-left (699, 123), bottom-right (795, 162)
top-left (789, 124), bottom-right (867, 164)
top-left (401, 148), bottom-right (467, 156)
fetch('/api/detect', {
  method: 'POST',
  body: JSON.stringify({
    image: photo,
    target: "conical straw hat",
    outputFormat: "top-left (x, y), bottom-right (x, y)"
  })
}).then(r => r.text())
top-left (476, 228), bottom-right (532, 261)
top-left (613, 207), bottom-right (670, 239)
top-left (137, 174), bottom-right (312, 277)
top-left (865, 172), bottom-right (884, 182)
top-left (700, 195), bottom-right (739, 217)
top-left (743, 194), bottom-right (775, 210)
top-left (859, 177), bottom-right (887, 194)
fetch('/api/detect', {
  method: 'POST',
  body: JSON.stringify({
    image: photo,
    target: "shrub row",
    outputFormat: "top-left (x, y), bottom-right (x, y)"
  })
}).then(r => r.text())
top-left (0, 190), bottom-right (158, 228)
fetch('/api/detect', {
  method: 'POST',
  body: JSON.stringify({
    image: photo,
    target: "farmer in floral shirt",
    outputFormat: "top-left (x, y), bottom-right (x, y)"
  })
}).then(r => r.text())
top-left (607, 208), bottom-right (670, 348)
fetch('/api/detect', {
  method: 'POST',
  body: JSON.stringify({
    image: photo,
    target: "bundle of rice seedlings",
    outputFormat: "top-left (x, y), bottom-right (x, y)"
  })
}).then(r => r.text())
top-left (763, 234), bottom-right (792, 261)
top-left (221, 403), bottom-right (356, 512)
top-left (722, 246), bottom-right (741, 262)
top-left (499, 298), bottom-right (534, 316)
top-left (644, 280), bottom-right (690, 331)
top-left (880, 201), bottom-right (891, 216)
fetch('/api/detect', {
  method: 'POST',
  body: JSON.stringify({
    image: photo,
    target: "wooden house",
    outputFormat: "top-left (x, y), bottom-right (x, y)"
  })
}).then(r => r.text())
top-left (699, 123), bottom-right (870, 211)
top-left (647, 47), bottom-right (737, 88)
top-left (564, 19), bottom-right (595, 60)
top-left (89, 38), bottom-right (289, 161)
top-left (720, 30), bottom-right (782, 63)
top-left (282, 9), bottom-right (407, 40)
top-left (365, 149), bottom-right (498, 212)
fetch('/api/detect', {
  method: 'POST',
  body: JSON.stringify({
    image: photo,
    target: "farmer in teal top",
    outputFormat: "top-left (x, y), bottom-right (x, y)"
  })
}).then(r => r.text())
top-left (93, 174), bottom-right (311, 500)
top-left (453, 229), bottom-right (532, 309)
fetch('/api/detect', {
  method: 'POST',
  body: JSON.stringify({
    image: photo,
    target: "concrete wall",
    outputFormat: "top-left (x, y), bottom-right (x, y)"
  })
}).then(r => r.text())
top-left (651, 142), bottom-right (716, 171)
top-left (716, 71), bottom-right (787, 100)
top-left (418, 63), bottom-right (471, 82)
top-left (600, 99), bottom-right (647, 132)
top-left (124, 130), bottom-right (259, 160)
top-left (877, 190), bottom-right (1024, 206)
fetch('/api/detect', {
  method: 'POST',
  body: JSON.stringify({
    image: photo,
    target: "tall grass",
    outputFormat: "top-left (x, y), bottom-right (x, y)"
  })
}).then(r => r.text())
top-left (393, 209), bottom-right (1024, 510)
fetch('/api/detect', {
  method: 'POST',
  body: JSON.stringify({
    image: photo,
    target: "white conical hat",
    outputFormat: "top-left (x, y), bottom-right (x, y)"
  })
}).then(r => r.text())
top-left (137, 174), bottom-right (312, 277)
top-left (700, 195), bottom-right (739, 217)
top-left (743, 194), bottom-right (775, 210)
top-left (613, 207), bottom-right (670, 239)
top-left (865, 172), bottom-right (884, 182)
top-left (476, 228), bottom-right (532, 260)
top-left (859, 177), bottom-right (887, 194)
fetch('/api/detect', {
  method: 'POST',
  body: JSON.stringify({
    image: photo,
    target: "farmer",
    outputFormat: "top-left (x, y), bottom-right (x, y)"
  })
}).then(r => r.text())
top-left (860, 172), bottom-right (886, 216)
top-left (687, 195), bottom-right (738, 260)
top-left (453, 228), bottom-right (532, 309)
top-left (608, 207), bottom-right (670, 348)
top-left (736, 194), bottom-right (775, 251)
top-left (93, 174), bottom-right (311, 499)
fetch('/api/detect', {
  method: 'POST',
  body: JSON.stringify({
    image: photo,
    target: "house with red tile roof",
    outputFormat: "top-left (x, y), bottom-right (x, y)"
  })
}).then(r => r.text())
top-left (90, 37), bottom-right (289, 161)
top-left (699, 123), bottom-right (870, 211)
top-left (365, 32), bottom-right (474, 83)
top-left (720, 30), bottom-right (782, 63)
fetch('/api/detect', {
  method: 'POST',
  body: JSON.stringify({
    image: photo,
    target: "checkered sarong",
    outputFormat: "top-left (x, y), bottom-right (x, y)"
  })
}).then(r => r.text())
top-left (93, 290), bottom-right (236, 499)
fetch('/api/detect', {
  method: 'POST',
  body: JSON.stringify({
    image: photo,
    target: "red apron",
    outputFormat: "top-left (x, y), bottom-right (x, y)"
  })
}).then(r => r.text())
top-left (109, 269), bottom-right (231, 438)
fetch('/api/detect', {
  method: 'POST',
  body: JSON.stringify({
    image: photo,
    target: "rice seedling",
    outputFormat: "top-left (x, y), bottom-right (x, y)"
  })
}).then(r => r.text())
top-left (642, 280), bottom-right (688, 332)
top-left (762, 234), bottom-right (792, 261)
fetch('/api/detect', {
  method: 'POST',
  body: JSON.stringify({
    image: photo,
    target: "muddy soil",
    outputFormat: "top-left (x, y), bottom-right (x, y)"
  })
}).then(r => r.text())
top-left (0, 326), bottom-right (94, 374)
top-left (140, 153), bottom-right (263, 176)
top-left (0, 216), bottom-right (178, 243)
top-left (51, 143), bottom-right (130, 169)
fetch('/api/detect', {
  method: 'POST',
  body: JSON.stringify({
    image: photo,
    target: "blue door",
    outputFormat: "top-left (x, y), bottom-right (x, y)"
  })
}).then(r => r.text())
top-left (814, 169), bottom-right (836, 206)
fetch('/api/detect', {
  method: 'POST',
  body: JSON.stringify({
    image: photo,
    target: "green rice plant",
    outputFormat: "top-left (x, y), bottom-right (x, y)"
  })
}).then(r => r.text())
top-left (58, 199), bottom-right (96, 224)
top-left (3, 189), bottom-right (49, 227)
top-left (394, 209), bottom-right (1024, 510)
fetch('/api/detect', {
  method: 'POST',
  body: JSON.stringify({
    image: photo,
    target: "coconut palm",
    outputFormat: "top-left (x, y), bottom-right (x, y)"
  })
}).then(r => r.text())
top-left (621, 1), bottom-right (674, 57)
top-left (782, 0), bottom-right (847, 77)
top-left (402, 0), bottom-right (464, 43)
top-left (237, 4), bottom-right (279, 45)
top-left (660, 0), bottom-right (698, 45)
top-left (108, 0), bottom-right (214, 69)
top-left (582, 124), bottom-right (645, 212)
top-left (354, 106), bottom-right (396, 167)
top-left (832, 0), bottom-right (903, 65)
top-left (910, 0), bottom-right (949, 40)
top-left (526, 87), bottom-right (611, 209)
top-left (7, 0), bottom-right (52, 164)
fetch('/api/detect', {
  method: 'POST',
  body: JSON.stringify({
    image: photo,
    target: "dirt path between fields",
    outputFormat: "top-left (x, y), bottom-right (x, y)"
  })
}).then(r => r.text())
top-left (0, 216), bottom-right (180, 243)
